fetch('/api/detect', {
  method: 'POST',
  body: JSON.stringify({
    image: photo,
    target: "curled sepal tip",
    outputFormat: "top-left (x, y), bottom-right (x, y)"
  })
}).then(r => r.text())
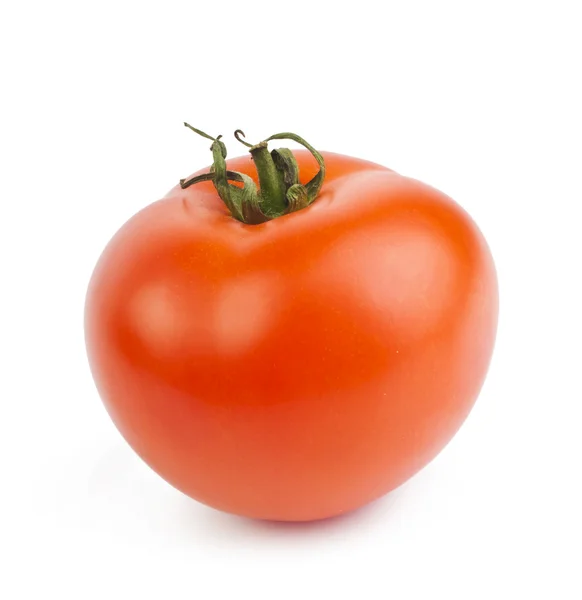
top-left (234, 129), bottom-right (254, 148)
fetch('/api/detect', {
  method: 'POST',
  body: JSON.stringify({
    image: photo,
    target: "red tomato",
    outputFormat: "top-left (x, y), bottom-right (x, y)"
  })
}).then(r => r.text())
top-left (85, 149), bottom-right (498, 521)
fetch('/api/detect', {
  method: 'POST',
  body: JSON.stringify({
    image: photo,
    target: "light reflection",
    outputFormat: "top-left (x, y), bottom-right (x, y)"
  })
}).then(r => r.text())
top-left (214, 274), bottom-right (277, 355)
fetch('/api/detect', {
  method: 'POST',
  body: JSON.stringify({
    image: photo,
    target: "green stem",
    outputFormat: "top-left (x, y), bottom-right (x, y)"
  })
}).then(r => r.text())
top-left (235, 130), bottom-right (287, 217)
top-left (180, 124), bottom-right (326, 224)
top-left (249, 142), bottom-right (287, 217)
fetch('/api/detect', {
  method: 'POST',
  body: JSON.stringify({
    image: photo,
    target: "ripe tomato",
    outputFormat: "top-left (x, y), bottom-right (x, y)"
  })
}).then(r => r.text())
top-left (85, 147), bottom-right (498, 521)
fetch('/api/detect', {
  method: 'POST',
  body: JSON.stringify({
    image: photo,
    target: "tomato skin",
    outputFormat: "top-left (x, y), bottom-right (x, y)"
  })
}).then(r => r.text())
top-left (85, 150), bottom-right (498, 521)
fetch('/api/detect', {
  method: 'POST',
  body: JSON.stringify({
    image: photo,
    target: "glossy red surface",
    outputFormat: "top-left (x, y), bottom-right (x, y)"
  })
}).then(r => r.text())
top-left (85, 150), bottom-right (498, 521)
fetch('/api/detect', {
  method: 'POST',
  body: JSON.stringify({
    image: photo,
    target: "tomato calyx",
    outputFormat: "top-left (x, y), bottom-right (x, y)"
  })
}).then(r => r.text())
top-left (180, 125), bottom-right (325, 224)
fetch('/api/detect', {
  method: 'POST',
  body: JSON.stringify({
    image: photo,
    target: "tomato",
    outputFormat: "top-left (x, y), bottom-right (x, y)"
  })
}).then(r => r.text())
top-left (85, 136), bottom-right (498, 521)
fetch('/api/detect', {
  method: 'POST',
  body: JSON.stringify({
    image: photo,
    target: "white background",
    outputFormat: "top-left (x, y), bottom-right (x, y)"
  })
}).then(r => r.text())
top-left (1, 1), bottom-right (581, 598)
